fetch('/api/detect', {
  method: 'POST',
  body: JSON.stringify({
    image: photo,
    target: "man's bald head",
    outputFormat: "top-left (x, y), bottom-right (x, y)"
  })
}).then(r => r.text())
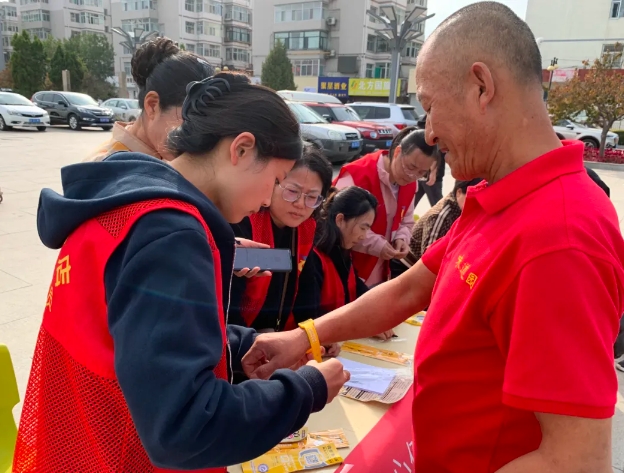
top-left (423, 1), bottom-right (542, 88)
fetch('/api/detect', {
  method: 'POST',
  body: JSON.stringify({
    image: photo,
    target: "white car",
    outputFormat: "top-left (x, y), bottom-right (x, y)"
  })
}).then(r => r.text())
top-left (0, 92), bottom-right (50, 131)
top-left (102, 98), bottom-right (141, 122)
top-left (349, 102), bottom-right (424, 135)
top-left (553, 119), bottom-right (619, 148)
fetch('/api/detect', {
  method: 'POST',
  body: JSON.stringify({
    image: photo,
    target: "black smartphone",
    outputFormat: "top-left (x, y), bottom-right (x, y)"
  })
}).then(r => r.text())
top-left (233, 248), bottom-right (292, 272)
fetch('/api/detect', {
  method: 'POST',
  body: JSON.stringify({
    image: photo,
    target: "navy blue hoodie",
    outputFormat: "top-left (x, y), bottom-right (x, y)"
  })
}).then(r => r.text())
top-left (37, 152), bottom-right (328, 470)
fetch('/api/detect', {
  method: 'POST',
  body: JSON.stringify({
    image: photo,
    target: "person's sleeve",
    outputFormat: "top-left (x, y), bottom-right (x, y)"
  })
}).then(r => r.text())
top-left (355, 270), bottom-right (369, 298)
top-left (334, 172), bottom-right (355, 190)
top-left (393, 199), bottom-right (415, 243)
top-left (228, 219), bottom-right (252, 327)
top-left (351, 229), bottom-right (388, 257)
top-left (420, 232), bottom-right (449, 275)
top-left (105, 211), bottom-right (328, 470)
top-left (293, 250), bottom-right (323, 322)
top-left (226, 324), bottom-right (257, 374)
top-left (491, 249), bottom-right (622, 419)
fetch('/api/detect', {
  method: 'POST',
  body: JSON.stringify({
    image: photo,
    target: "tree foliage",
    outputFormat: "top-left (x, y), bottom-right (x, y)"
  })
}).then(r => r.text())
top-left (0, 65), bottom-right (13, 89)
top-left (10, 32), bottom-right (47, 98)
top-left (65, 34), bottom-right (114, 81)
top-left (261, 40), bottom-right (296, 91)
top-left (548, 47), bottom-right (624, 157)
top-left (48, 43), bottom-right (86, 91)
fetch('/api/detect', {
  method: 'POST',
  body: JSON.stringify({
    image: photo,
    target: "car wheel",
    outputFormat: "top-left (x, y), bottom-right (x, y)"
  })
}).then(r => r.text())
top-left (0, 115), bottom-right (13, 131)
top-left (68, 114), bottom-right (81, 130)
top-left (581, 137), bottom-right (599, 148)
top-left (37, 126), bottom-right (47, 132)
top-left (101, 126), bottom-right (113, 131)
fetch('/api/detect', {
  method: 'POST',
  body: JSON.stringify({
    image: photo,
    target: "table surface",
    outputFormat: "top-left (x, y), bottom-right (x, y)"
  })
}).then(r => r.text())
top-left (230, 322), bottom-right (420, 473)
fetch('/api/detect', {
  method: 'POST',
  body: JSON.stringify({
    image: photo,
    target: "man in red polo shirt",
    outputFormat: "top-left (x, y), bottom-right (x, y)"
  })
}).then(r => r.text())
top-left (243, 2), bottom-right (624, 472)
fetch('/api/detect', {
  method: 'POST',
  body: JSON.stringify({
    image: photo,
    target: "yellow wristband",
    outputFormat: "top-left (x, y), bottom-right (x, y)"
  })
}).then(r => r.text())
top-left (298, 319), bottom-right (323, 363)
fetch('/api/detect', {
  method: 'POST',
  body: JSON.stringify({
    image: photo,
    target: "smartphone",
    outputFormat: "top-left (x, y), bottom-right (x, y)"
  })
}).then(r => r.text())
top-left (233, 248), bottom-right (292, 273)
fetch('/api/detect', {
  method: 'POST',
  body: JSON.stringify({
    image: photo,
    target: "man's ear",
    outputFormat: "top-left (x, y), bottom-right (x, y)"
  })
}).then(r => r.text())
top-left (469, 62), bottom-right (495, 112)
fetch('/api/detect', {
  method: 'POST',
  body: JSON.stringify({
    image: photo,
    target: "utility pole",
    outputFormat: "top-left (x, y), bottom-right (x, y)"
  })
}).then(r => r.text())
top-left (0, 8), bottom-right (6, 72)
top-left (546, 57), bottom-right (559, 101)
top-left (367, 5), bottom-right (434, 104)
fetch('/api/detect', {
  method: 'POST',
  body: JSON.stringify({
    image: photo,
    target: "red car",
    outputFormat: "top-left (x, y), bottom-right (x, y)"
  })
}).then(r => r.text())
top-left (304, 102), bottom-right (394, 155)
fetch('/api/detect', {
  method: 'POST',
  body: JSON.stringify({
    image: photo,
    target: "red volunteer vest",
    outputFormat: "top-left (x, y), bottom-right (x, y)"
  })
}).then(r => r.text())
top-left (315, 249), bottom-right (357, 314)
top-left (334, 150), bottom-right (417, 280)
top-left (13, 199), bottom-right (228, 473)
top-left (240, 210), bottom-right (316, 330)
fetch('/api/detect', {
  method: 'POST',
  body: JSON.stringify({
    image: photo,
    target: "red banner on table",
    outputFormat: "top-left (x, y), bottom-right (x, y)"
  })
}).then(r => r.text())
top-left (335, 388), bottom-right (414, 473)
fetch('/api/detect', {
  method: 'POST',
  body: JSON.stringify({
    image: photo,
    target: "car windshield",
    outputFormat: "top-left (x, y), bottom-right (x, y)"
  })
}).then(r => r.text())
top-left (128, 100), bottom-right (139, 109)
top-left (64, 93), bottom-right (98, 106)
top-left (0, 93), bottom-right (33, 106)
top-left (401, 107), bottom-right (418, 120)
top-left (333, 106), bottom-right (361, 122)
top-left (288, 103), bottom-right (327, 124)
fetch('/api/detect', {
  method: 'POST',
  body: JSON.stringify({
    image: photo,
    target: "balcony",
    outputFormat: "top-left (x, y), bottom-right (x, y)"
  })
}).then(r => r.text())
top-left (224, 26), bottom-right (250, 44)
top-left (274, 31), bottom-right (329, 53)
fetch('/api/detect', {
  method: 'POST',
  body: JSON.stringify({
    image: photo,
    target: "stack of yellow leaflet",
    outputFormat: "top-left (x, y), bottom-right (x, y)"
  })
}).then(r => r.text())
top-left (240, 443), bottom-right (343, 473)
top-left (404, 311), bottom-right (426, 327)
top-left (340, 341), bottom-right (411, 366)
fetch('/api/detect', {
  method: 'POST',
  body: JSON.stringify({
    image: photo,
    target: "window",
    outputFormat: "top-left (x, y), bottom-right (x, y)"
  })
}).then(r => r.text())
top-left (401, 107), bottom-right (417, 120)
top-left (2, 22), bottom-right (19, 33)
top-left (366, 34), bottom-right (388, 53)
top-left (226, 47), bottom-right (249, 62)
top-left (374, 107), bottom-right (391, 119)
top-left (2, 6), bottom-right (17, 17)
top-left (373, 62), bottom-right (390, 79)
top-left (275, 2), bottom-right (323, 22)
top-left (186, 43), bottom-right (196, 52)
top-left (2, 37), bottom-right (10, 47)
top-left (197, 21), bottom-right (220, 36)
top-left (22, 9), bottom-right (50, 22)
top-left (196, 42), bottom-right (220, 57)
top-left (25, 27), bottom-right (51, 39)
top-left (20, 0), bottom-right (49, 4)
top-left (224, 5), bottom-right (250, 23)
top-left (292, 59), bottom-right (320, 76)
top-left (185, 0), bottom-right (194, 12)
top-left (186, 21), bottom-right (195, 34)
top-left (208, 1), bottom-right (221, 15)
top-left (70, 12), bottom-right (103, 24)
top-left (274, 30), bottom-right (328, 50)
top-left (122, 0), bottom-right (157, 11)
top-left (611, 0), bottom-right (622, 18)
top-left (602, 43), bottom-right (624, 67)
top-left (403, 41), bottom-right (419, 58)
top-left (69, 0), bottom-right (103, 6)
top-left (225, 26), bottom-right (250, 43)
top-left (369, 6), bottom-right (377, 23)
top-left (123, 61), bottom-right (131, 75)
top-left (121, 18), bottom-right (159, 32)
top-left (365, 63), bottom-right (374, 78)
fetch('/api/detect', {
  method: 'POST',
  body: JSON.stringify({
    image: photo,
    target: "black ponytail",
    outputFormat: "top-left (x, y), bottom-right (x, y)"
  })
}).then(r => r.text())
top-left (388, 126), bottom-right (437, 161)
top-left (315, 186), bottom-right (378, 254)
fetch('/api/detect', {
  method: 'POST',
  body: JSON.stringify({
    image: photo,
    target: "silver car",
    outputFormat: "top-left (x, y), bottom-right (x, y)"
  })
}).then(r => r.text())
top-left (553, 119), bottom-right (619, 148)
top-left (349, 102), bottom-right (423, 134)
top-left (102, 98), bottom-right (141, 122)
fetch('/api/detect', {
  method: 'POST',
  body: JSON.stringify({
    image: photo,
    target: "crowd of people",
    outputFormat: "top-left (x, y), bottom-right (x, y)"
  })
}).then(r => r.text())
top-left (9, 2), bottom-right (624, 473)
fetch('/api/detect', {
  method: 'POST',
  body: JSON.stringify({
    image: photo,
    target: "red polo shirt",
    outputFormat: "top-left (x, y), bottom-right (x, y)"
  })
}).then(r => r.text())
top-left (416, 141), bottom-right (624, 472)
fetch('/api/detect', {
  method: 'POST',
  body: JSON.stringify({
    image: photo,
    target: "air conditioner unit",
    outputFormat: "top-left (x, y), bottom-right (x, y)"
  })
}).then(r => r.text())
top-left (327, 49), bottom-right (336, 57)
top-left (326, 17), bottom-right (337, 26)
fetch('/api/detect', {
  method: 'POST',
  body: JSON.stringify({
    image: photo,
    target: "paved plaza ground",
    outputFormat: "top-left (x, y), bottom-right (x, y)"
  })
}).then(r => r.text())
top-left (1, 126), bottom-right (623, 471)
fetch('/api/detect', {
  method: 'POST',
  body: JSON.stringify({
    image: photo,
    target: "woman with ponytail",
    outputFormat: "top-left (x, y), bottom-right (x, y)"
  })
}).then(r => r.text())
top-left (294, 186), bottom-right (379, 347)
top-left (333, 127), bottom-right (438, 287)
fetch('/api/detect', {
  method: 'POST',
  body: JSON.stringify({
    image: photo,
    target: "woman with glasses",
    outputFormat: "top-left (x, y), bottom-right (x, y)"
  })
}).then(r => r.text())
top-left (229, 145), bottom-right (333, 333)
top-left (334, 127), bottom-right (437, 289)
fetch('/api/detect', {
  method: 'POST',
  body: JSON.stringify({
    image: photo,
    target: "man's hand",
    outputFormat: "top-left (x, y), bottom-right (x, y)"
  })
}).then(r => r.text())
top-left (324, 343), bottom-right (341, 358)
top-left (306, 359), bottom-right (351, 403)
top-left (393, 239), bottom-right (409, 259)
top-left (243, 329), bottom-right (310, 379)
top-left (234, 238), bottom-right (272, 278)
top-left (380, 241), bottom-right (399, 261)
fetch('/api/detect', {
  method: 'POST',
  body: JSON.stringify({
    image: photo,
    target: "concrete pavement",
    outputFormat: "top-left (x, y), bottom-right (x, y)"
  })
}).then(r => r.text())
top-left (1, 126), bottom-right (623, 471)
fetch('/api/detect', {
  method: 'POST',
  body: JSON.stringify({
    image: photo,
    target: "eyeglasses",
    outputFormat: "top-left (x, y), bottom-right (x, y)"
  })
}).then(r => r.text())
top-left (400, 153), bottom-right (430, 181)
top-left (278, 183), bottom-right (324, 209)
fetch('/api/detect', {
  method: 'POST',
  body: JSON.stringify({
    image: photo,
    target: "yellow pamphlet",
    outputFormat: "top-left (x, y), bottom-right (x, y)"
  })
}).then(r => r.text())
top-left (241, 443), bottom-right (343, 473)
top-left (308, 429), bottom-right (349, 449)
top-left (340, 341), bottom-right (411, 366)
top-left (281, 427), bottom-right (308, 443)
top-left (404, 312), bottom-right (426, 327)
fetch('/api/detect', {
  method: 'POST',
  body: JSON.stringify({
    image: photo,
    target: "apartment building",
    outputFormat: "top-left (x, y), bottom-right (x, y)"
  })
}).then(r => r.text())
top-left (110, 0), bottom-right (252, 98)
top-left (252, 0), bottom-right (428, 101)
top-left (526, 0), bottom-right (624, 71)
top-left (18, 0), bottom-right (112, 42)
top-left (1, 0), bottom-right (20, 68)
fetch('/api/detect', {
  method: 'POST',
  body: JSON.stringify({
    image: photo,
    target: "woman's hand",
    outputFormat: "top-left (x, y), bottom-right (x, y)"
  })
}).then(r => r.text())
top-left (374, 329), bottom-right (396, 341)
top-left (234, 238), bottom-right (272, 278)
top-left (393, 239), bottom-right (410, 259)
top-left (324, 343), bottom-right (341, 358)
top-left (380, 241), bottom-right (399, 261)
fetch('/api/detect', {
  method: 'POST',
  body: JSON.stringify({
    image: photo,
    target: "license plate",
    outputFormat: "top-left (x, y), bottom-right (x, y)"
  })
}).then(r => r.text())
top-left (100, 118), bottom-right (109, 123)
top-left (29, 119), bottom-right (40, 123)
top-left (350, 141), bottom-right (360, 149)
top-left (386, 140), bottom-right (393, 147)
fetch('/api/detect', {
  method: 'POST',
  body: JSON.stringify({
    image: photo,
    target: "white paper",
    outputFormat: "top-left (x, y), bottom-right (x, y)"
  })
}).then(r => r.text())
top-left (337, 357), bottom-right (395, 395)
top-left (340, 372), bottom-right (413, 403)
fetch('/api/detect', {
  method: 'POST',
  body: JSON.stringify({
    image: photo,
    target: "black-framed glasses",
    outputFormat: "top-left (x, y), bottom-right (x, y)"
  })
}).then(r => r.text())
top-left (278, 183), bottom-right (324, 209)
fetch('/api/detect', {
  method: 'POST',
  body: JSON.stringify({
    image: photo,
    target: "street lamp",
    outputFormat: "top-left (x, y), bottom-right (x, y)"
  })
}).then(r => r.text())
top-left (367, 5), bottom-right (434, 104)
top-left (546, 57), bottom-right (559, 100)
top-left (111, 26), bottom-right (160, 53)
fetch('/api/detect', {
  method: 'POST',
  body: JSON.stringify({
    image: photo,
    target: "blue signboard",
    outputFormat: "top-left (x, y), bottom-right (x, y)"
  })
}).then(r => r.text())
top-left (318, 76), bottom-right (349, 99)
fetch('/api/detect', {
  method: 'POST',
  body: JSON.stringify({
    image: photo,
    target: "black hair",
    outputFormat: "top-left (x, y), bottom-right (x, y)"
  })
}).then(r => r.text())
top-left (452, 178), bottom-right (482, 198)
top-left (131, 36), bottom-right (215, 111)
top-left (417, 114), bottom-right (427, 129)
top-left (315, 186), bottom-right (378, 254)
top-left (388, 127), bottom-right (437, 162)
top-left (167, 72), bottom-right (303, 161)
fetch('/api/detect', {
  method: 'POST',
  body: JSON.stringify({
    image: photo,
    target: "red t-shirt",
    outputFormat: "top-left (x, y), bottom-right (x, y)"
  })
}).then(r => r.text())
top-left (416, 141), bottom-right (624, 472)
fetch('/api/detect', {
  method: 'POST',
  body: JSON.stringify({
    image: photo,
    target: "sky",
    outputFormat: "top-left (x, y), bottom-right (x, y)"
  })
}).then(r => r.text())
top-left (424, 0), bottom-right (529, 37)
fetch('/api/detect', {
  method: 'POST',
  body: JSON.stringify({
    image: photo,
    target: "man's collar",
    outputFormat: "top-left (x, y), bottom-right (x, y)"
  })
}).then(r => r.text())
top-left (472, 141), bottom-right (585, 215)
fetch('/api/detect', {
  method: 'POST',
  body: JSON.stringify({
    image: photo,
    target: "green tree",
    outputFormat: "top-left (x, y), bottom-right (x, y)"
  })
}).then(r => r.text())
top-left (549, 45), bottom-right (624, 157)
top-left (42, 35), bottom-right (62, 63)
top-left (261, 40), bottom-right (296, 91)
top-left (49, 43), bottom-right (66, 89)
top-left (65, 34), bottom-right (114, 81)
top-left (10, 31), bottom-right (46, 97)
top-left (48, 43), bottom-right (85, 91)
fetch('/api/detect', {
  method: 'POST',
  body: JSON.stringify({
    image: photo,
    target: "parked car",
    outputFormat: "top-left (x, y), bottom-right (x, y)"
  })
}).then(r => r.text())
top-left (302, 102), bottom-right (394, 155)
top-left (102, 98), bottom-right (140, 122)
top-left (553, 119), bottom-right (619, 148)
top-left (0, 92), bottom-right (50, 132)
top-left (278, 90), bottom-right (342, 104)
top-left (286, 101), bottom-right (362, 163)
top-left (349, 102), bottom-right (423, 133)
top-left (32, 91), bottom-right (115, 131)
